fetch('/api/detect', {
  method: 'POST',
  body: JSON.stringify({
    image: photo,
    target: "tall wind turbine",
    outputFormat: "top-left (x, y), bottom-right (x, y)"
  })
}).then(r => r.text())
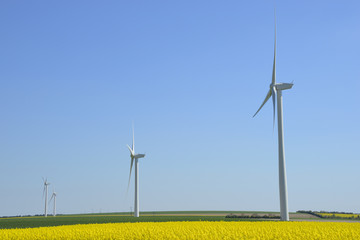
top-left (42, 178), bottom-right (50, 217)
top-left (49, 189), bottom-right (57, 217)
top-left (253, 11), bottom-right (293, 221)
top-left (127, 126), bottom-right (145, 217)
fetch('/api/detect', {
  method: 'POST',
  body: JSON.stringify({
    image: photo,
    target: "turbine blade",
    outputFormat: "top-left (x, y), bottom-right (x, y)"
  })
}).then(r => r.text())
top-left (272, 9), bottom-right (277, 85)
top-left (271, 86), bottom-right (276, 129)
top-left (127, 157), bottom-right (135, 193)
top-left (132, 124), bottom-right (135, 153)
top-left (253, 89), bottom-right (272, 117)
top-left (126, 144), bottom-right (134, 155)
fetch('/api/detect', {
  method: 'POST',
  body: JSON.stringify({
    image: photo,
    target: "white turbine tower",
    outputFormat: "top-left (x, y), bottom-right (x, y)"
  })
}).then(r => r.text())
top-left (49, 189), bottom-right (57, 217)
top-left (42, 178), bottom-right (50, 217)
top-left (127, 126), bottom-right (145, 217)
top-left (253, 12), bottom-right (293, 221)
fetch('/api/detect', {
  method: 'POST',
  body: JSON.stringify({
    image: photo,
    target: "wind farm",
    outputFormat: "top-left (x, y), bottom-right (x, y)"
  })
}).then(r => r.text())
top-left (1, 1), bottom-right (359, 239)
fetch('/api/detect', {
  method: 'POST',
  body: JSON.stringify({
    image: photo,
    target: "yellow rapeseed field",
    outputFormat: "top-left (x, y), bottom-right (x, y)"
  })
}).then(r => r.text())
top-left (1, 221), bottom-right (360, 240)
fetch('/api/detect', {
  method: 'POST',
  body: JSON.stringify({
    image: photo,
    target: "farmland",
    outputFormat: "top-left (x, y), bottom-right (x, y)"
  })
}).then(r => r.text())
top-left (317, 212), bottom-right (360, 219)
top-left (0, 211), bottom-right (334, 229)
top-left (1, 221), bottom-right (360, 240)
top-left (1, 211), bottom-right (360, 239)
top-left (0, 211), bottom-right (265, 229)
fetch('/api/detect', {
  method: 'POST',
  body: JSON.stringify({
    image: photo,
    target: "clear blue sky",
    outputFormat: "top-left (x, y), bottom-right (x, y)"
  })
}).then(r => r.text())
top-left (0, 1), bottom-right (359, 216)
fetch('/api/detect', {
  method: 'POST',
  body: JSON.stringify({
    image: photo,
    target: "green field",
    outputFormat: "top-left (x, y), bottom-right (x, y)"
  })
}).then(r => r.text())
top-left (0, 214), bottom-right (260, 229)
top-left (0, 211), bottom-right (319, 229)
top-left (64, 211), bottom-right (281, 216)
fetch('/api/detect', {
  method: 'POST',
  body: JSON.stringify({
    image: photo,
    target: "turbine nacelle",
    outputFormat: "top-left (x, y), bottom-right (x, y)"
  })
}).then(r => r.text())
top-left (127, 145), bottom-right (145, 159)
top-left (275, 83), bottom-right (293, 91)
top-left (43, 177), bottom-right (50, 186)
top-left (253, 83), bottom-right (293, 119)
top-left (134, 154), bottom-right (145, 159)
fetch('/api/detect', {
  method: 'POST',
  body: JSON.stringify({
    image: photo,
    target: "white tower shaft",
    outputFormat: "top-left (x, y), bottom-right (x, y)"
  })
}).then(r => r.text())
top-left (276, 90), bottom-right (289, 221)
top-left (44, 185), bottom-right (48, 217)
top-left (134, 158), bottom-right (139, 217)
top-left (54, 196), bottom-right (56, 217)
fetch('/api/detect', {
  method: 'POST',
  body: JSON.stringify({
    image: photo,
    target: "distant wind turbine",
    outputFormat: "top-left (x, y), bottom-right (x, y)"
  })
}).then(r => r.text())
top-left (42, 178), bottom-right (50, 217)
top-left (127, 125), bottom-right (145, 217)
top-left (49, 189), bottom-right (57, 217)
top-left (253, 11), bottom-right (293, 221)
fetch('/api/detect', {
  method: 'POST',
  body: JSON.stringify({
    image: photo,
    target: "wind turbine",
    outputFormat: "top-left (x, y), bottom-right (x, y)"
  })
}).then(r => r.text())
top-left (253, 11), bottom-right (293, 221)
top-left (42, 178), bottom-right (50, 217)
top-left (49, 189), bottom-right (57, 217)
top-left (127, 125), bottom-right (145, 217)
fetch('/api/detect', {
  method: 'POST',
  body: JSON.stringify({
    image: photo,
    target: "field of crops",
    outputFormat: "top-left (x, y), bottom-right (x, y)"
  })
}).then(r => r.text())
top-left (1, 221), bottom-right (360, 239)
top-left (318, 213), bottom-right (360, 219)
top-left (0, 215), bottom-right (258, 229)
top-left (0, 211), bottom-right (318, 229)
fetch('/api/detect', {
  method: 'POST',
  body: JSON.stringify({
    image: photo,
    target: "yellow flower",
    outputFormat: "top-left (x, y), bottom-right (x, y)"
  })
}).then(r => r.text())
top-left (1, 221), bottom-right (360, 240)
